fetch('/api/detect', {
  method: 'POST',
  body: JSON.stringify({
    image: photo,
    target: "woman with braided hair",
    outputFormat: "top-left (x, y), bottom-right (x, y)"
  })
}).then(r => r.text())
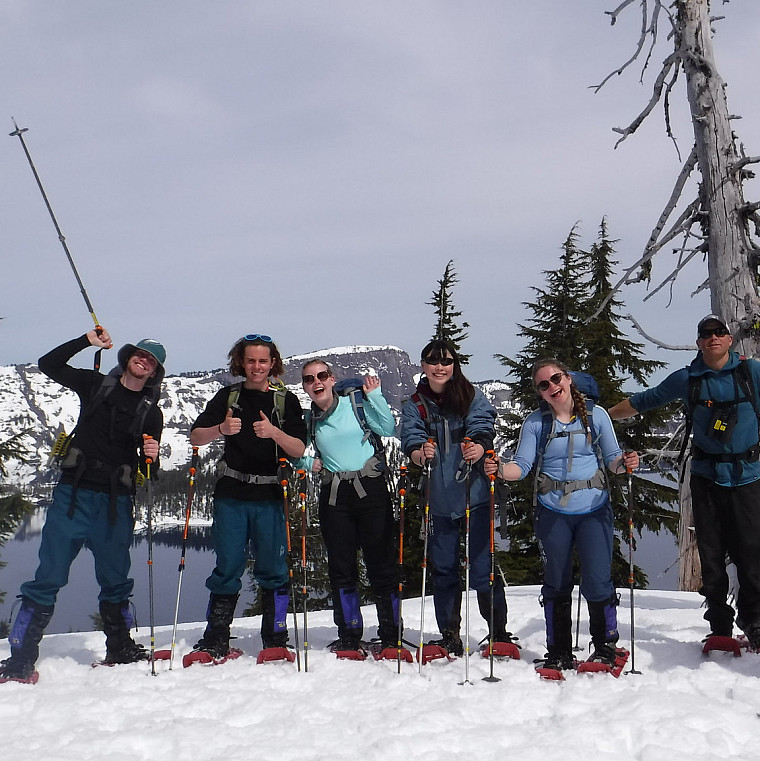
top-left (485, 359), bottom-right (638, 672)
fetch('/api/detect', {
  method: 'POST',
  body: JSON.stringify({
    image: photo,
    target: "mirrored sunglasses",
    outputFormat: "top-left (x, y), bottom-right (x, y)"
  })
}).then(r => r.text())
top-left (242, 333), bottom-right (273, 342)
top-left (536, 372), bottom-right (566, 393)
top-left (302, 370), bottom-right (331, 385)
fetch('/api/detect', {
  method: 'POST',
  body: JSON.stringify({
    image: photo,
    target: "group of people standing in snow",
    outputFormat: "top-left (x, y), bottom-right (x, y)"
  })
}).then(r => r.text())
top-left (3, 312), bottom-right (760, 682)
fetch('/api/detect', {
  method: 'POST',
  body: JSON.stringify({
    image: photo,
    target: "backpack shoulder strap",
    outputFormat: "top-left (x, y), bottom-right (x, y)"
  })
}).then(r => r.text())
top-left (226, 381), bottom-right (244, 410)
top-left (269, 379), bottom-right (288, 429)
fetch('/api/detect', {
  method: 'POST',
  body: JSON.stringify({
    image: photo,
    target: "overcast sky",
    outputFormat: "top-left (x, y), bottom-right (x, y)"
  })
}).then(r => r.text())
top-left (3, 2), bottom-right (759, 385)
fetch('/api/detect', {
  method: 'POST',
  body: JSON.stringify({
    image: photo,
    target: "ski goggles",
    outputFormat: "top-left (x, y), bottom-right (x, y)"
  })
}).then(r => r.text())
top-left (302, 370), bottom-right (331, 385)
top-left (698, 327), bottom-right (729, 339)
top-left (422, 357), bottom-right (454, 366)
top-left (535, 372), bottom-right (566, 393)
top-left (241, 333), bottom-right (273, 342)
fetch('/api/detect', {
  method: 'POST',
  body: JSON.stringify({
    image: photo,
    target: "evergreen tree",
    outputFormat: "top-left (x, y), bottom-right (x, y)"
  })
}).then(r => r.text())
top-left (494, 221), bottom-right (679, 589)
top-left (427, 259), bottom-right (471, 364)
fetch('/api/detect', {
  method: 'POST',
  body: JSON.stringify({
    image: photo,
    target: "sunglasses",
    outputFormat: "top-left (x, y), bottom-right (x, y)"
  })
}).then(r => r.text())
top-left (422, 357), bottom-right (454, 366)
top-left (302, 370), bottom-right (331, 385)
top-left (698, 327), bottom-right (729, 339)
top-left (535, 372), bottom-right (566, 393)
top-left (242, 333), bottom-right (273, 342)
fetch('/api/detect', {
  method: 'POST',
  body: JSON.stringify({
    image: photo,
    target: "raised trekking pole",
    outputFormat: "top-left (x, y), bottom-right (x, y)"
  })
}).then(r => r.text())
top-left (143, 435), bottom-right (157, 676)
top-left (625, 461), bottom-right (642, 675)
top-left (9, 120), bottom-right (110, 370)
top-left (417, 439), bottom-right (435, 674)
top-left (159, 447), bottom-right (199, 670)
top-left (396, 465), bottom-right (408, 674)
top-left (483, 451), bottom-right (501, 684)
top-left (278, 458), bottom-right (301, 670)
top-left (297, 469), bottom-right (309, 673)
top-left (459, 439), bottom-right (473, 686)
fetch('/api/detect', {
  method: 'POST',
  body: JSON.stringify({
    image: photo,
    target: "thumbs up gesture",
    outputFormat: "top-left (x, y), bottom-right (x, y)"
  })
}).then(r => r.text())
top-left (253, 410), bottom-right (276, 439)
top-left (219, 407), bottom-right (242, 436)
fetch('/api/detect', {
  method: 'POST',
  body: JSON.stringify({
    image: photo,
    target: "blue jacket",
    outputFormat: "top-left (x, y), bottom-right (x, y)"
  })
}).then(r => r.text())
top-left (630, 351), bottom-right (760, 486)
top-left (400, 381), bottom-right (496, 517)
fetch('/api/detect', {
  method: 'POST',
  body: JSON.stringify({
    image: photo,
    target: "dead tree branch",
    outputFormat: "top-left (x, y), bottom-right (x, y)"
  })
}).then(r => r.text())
top-left (623, 313), bottom-right (694, 350)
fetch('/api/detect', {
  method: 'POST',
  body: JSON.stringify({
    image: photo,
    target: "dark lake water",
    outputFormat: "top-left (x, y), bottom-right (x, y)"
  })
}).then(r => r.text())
top-left (0, 508), bottom-right (680, 635)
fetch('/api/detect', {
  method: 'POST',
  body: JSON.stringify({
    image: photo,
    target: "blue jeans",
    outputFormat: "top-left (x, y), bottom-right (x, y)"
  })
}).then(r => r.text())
top-left (534, 501), bottom-right (615, 603)
top-left (205, 497), bottom-right (288, 595)
top-left (21, 483), bottom-right (135, 607)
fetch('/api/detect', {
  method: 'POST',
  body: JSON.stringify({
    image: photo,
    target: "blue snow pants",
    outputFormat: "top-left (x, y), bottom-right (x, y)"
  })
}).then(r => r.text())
top-left (20, 483), bottom-right (135, 607)
top-left (534, 500), bottom-right (615, 604)
top-left (205, 497), bottom-right (289, 595)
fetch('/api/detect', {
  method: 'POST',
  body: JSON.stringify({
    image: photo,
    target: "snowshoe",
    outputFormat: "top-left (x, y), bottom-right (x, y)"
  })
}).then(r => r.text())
top-left (702, 634), bottom-right (742, 657)
top-left (0, 658), bottom-right (39, 685)
top-left (369, 639), bottom-right (413, 663)
top-left (577, 645), bottom-right (629, 677)
top-left (534, 652), bottom-right (576, 681)
top-left (479, 634), bottom-right (521, 661)
top-left (256, 646), bottom-right (296, 665)
top-left (183, 647), bottom-right (244, 668)
top-left (329, 638), bottom-right (367, 661)
top-left (416, 635), bottom-right (460, 664)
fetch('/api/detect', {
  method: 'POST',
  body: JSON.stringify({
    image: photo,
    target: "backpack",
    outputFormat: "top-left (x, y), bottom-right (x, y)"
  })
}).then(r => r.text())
top-left (307, 378), bottom-right (386, 466)
top-left (226, 378), bottom-right (288, 427)
top-left (679, 358), bottom-right (760, 470)
top-left (532, 371), bottom-right (607, 507)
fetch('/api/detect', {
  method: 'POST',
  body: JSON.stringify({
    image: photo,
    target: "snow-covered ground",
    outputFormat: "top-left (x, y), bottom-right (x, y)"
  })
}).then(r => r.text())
top-left (1, 585), bottom-right (758, 761)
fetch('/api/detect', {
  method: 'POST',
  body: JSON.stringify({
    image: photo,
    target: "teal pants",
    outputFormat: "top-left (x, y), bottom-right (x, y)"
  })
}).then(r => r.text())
top-left (21, 483), bottom-right (135, 607)
top-left (205, 497), bottom-right (289, 595)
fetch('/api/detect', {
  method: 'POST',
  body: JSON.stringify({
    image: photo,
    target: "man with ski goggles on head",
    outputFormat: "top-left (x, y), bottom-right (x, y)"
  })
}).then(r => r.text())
top-left (609, 314), bottom-right (760, 651)
top-left (189, 333), bottom-right (306, 663)
top-left (1, 328), bottom-right (165, 684)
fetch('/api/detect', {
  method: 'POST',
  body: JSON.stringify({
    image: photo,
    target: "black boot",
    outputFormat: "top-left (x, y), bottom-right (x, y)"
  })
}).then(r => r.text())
top-left (541, 594), bottom-right (574, 670)
top-left (193, 593), bottom-right (238, 658)
top-left (375, 591), bottom-right (400, 648)
top-left (477, 585), bottom-right (515, 643)
top-left (587, 594), bottom-right (620, 665)
top-left (0, 598), bottom-right (54, 680)
top-left (261, 587), bottom-right (290, 649)
top-left (100, 600), bottom-right (149, 664)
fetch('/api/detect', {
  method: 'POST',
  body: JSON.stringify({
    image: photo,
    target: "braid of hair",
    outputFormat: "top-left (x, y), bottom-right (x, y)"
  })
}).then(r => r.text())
top-left (570, 383), bottom-right (591, 443)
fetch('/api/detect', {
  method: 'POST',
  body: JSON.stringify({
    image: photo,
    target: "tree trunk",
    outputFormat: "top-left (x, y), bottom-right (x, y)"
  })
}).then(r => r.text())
top-left (677, 457), bottom-right (702, 592)
top-left (678, 0), bottom-right (760, 353)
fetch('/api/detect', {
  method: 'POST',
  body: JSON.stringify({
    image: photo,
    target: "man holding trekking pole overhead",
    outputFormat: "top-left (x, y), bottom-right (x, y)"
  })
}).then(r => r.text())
top-left (609, 315), bottom-right (760, 650)
top-left (189, 334), bottom-right (306, 661)
top-left (1, 328), bottom-right (165, 684)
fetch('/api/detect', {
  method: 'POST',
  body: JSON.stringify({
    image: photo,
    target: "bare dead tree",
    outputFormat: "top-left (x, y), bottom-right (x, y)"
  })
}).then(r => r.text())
top-left (592, 0), bottom-right (760, 358)
top-left (592, 1), bottom-right (760, 591)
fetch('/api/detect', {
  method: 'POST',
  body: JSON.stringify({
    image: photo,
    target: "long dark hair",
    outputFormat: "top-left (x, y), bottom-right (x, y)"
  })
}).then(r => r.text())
top-left (228, 336), bottom-right (284, 378)
top-left (531, 358), bottom-right (591, 439)
top-left (421, 338), bottom-right (475, 418)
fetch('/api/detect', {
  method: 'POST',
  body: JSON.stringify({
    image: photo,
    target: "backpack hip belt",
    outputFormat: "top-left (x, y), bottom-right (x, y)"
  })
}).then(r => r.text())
top-left (691, 444), bottom-right (760, 464)
top-left (321, 455), bottom-right (384, 506)
top-left (217, 461), bottom-right (279, 485)
top-left (537, 468), bottom-right (607, 507)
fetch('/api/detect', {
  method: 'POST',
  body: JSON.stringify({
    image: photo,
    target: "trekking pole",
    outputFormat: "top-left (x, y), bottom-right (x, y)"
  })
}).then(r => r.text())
top-left (625, 463), bottom-right (642, 675)
top-left (297, 469), bottom-right (309, 673)
top-left (143, 435), bottom-right (157, 676)
top-left (483, 451), bottom-right (501, 684)
top-left (396, 465), bottom-right (408, 674)
top-left (459, 439), bottom-right (473, 686)
top-left (279, 458), bottom-right (301, 671)
top-left (165, 447), bottom-right (199, 670)
top-left (573, 581), bottom-right (583, 652)
top-left (9, 120), bottom-right (110, 370)
top-left (418, 439), bottom-right (434, 674)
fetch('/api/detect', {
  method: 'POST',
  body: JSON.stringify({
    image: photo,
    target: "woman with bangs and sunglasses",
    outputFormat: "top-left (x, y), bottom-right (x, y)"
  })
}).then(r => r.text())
top-left (400, 339), bottom-right (513, 657)
top-left (485, 359), bottom-right (638, 673)
top-left (299, 359), bottom-right (399, 655)
top-left (188, 334), bottom-right (307, 661)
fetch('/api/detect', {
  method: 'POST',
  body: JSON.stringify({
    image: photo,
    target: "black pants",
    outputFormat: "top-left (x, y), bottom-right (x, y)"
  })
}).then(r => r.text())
top-left (691, 474), bottom-right (760, 633)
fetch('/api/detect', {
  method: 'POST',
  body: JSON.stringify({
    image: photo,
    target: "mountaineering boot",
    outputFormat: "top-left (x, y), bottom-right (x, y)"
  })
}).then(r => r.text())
top-left (193, 593), bottom-right (239, 659)
top-left (0, 598), bottom-right (54, 682)
top-left (374, 590), bottom-right (401, 648)
top-left (261, 587), bottom-right (290, 649)
top-left (587, 595), bottom-right (620, 666)
top-left (541, 594), bottom-right (574, 670)
top-left (100, 600), bottom-right (149, 664)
